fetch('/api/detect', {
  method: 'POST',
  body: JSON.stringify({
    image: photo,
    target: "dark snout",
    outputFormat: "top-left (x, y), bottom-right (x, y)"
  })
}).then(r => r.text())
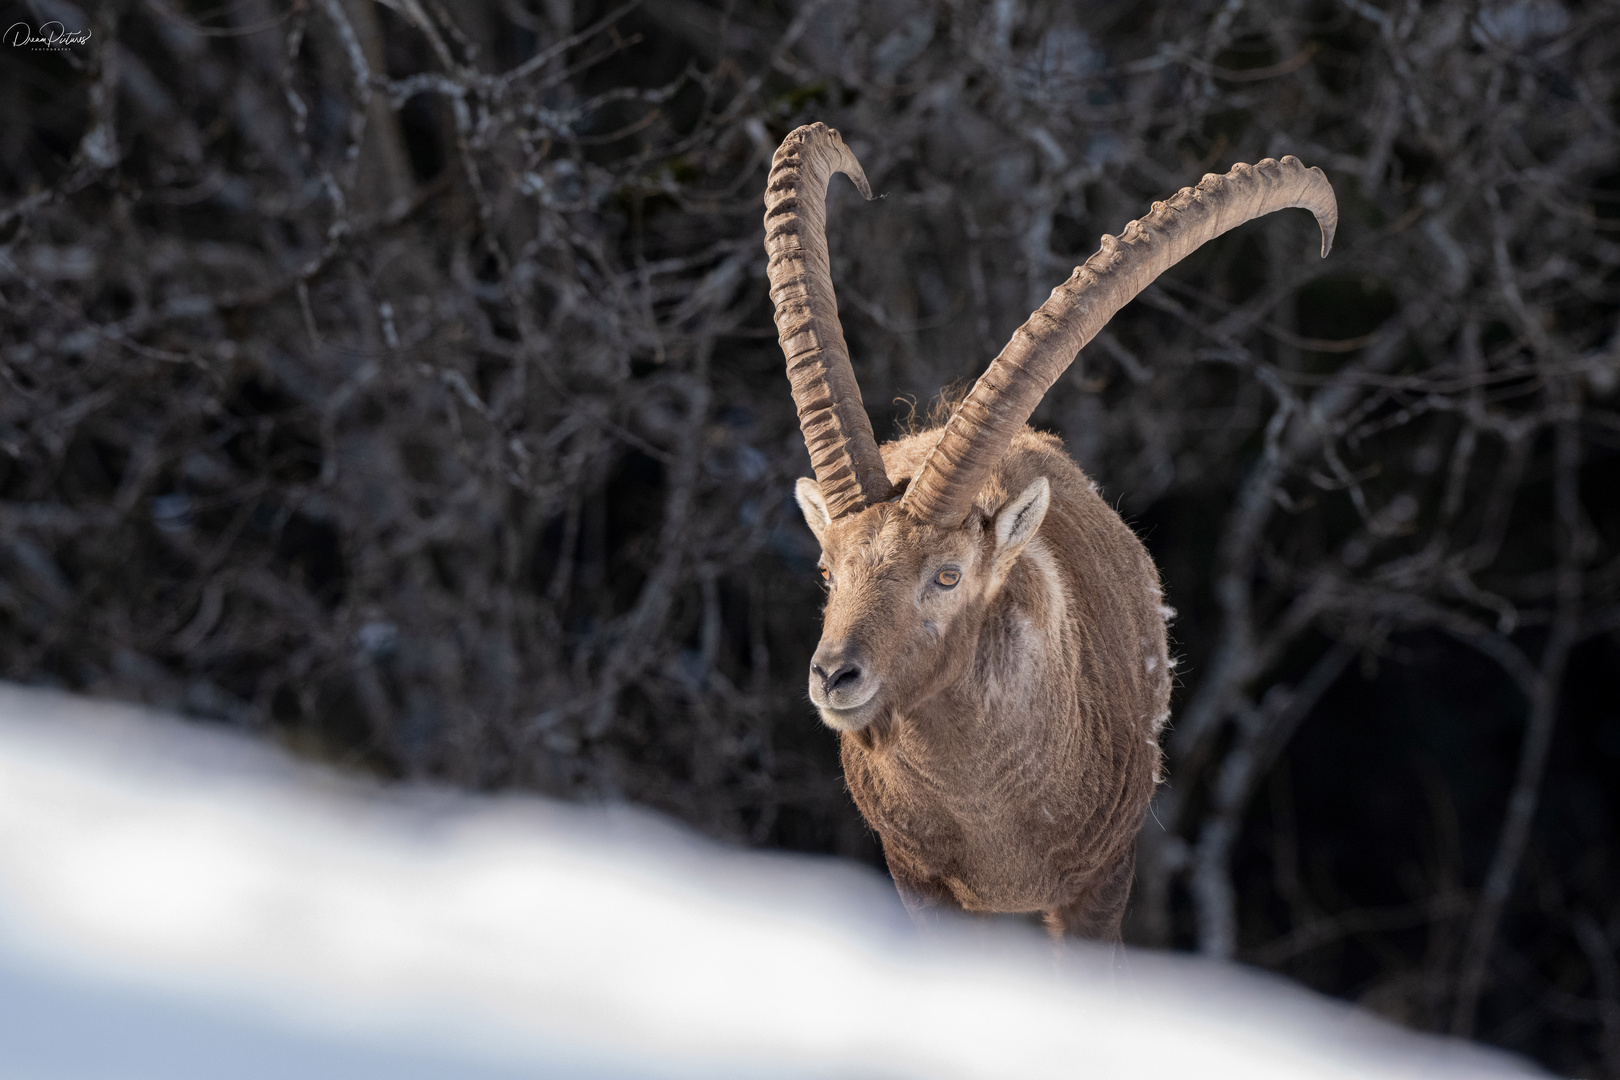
top-left (808, 640), bottom-right (881, 727)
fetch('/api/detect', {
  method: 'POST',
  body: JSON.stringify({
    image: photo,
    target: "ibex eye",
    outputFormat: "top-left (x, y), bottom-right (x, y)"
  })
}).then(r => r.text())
top-left (935, 568), bottom-right (961, 588)
top-left (819, 566), bottom-right (831, 581)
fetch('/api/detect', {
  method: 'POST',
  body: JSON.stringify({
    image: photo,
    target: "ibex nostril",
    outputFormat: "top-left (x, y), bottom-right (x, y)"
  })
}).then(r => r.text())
top-left (811, 641), bottom-right (867, 698)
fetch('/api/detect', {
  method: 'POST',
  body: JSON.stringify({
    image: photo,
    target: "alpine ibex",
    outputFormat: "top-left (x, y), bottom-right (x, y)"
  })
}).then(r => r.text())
top-left (764, 124), bottom-right (1336, 940)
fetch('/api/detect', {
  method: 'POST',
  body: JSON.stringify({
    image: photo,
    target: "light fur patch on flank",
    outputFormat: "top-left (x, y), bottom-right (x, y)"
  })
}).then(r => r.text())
top-left (980, 539), bottom-right (1065, 717)
top-left (1015, 536), bottom-right (1067, 643)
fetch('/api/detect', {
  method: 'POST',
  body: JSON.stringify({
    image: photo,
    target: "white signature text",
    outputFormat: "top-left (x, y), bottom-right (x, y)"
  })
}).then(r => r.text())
top-left (6, 22), bottom-right (93, 49)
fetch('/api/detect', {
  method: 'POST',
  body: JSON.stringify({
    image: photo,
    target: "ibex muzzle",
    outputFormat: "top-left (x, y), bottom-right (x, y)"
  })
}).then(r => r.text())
top-left (764, 122), bottom-right (1336, 939)
top-left (808, 641), bottom-right (873, 720)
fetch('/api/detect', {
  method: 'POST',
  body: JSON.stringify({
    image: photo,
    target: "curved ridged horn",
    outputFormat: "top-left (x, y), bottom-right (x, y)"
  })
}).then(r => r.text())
top-left (901, 156), bottom-right (1338, 526)
top-left (765, 123), bottom-right (892, 519)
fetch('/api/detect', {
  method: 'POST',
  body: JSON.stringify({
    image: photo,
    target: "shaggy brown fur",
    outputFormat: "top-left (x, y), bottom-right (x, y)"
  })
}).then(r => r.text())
top-left (798, 427), bottom-right (1171, 941)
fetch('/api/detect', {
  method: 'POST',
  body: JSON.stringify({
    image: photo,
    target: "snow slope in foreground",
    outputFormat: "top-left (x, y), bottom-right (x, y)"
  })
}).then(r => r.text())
top-left (0, 683), bottom-right (1545, 1079)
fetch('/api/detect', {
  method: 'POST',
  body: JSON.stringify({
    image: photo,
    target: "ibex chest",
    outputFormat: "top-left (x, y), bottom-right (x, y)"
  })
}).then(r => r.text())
top-left (840, 719), bottom-right (1091, 912)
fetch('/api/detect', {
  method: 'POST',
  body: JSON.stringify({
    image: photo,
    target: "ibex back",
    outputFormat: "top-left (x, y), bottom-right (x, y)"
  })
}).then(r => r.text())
top-left (764, 123), bottom-right (1336, 940)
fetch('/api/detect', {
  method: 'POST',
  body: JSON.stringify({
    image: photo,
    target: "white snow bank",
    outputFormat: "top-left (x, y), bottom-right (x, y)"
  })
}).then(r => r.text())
top-left (0, 683), bottom-right (1545, 1079)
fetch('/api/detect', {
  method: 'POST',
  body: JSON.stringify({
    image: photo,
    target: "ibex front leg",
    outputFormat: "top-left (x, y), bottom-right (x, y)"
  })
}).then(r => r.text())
top-left (1043, 844), bottom-right (1136, 944)
top-left (885, 853), bottom-right (960, 931)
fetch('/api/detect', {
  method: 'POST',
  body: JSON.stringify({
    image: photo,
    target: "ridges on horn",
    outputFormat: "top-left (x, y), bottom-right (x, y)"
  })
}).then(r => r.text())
top-left (764, 123), bottom-right (892, 520)
top-left (900, 155), bottom-right (1337, 527)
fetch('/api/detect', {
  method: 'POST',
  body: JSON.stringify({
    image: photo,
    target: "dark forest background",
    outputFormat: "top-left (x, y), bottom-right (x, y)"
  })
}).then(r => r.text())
top-left (2, 0), bottom-right (1619, 1072)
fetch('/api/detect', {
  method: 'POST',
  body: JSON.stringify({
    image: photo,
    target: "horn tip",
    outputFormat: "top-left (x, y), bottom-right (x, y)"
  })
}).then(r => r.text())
top-left (1318, 214), bottom-right (1337, 257)
top-left (1300, 162), bottom-right (1337, 257)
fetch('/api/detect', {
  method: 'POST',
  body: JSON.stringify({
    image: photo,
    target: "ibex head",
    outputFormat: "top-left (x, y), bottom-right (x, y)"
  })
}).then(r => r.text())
top-left (794, 474), bottom-right (1051, 731)
top-left (764, 123), bottom-right (1336, 733)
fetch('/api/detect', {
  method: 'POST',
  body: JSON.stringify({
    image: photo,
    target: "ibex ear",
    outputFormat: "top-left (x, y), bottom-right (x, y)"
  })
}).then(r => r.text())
top-left (993, 477), bottom-right (1050, 566)
top-left (796, 477), bottom-right (832, 545)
